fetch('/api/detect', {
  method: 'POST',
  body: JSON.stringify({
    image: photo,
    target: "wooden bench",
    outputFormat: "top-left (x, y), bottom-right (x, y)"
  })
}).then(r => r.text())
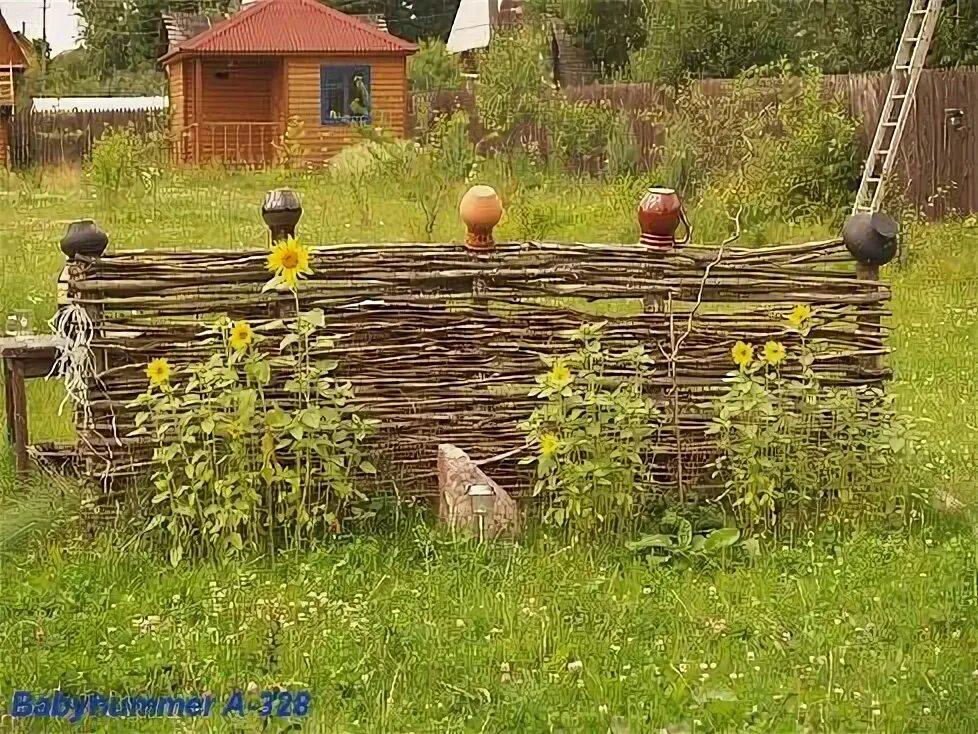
top-left (1, 335), bottom-right (63, 476)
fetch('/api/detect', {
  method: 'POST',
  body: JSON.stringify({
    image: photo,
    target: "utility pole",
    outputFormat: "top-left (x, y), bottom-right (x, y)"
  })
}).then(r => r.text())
top-left (41, 0), bottom-right (48, 75)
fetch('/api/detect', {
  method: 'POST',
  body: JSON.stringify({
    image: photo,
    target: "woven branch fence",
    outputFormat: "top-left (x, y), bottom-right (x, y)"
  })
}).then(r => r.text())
top-left (65, 234), bottom-right (891, 499)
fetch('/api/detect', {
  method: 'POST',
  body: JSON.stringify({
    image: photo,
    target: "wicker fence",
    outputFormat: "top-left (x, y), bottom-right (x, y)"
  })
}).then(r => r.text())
top-left (65, 223), bottom-right (891, 499)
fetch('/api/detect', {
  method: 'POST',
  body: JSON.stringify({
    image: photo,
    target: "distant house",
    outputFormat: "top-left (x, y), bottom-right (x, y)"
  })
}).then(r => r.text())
top-left (159, 0), bottom-right (413, 166)
top-left (446, 0), bottom-right (593, 88)
top-left (0, 9), bottom-right (29, 166)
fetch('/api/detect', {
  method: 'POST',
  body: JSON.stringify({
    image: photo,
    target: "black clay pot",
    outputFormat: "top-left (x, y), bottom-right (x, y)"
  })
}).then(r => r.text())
top-left (842, 212), bottom-right (898, 267)
top-left (60, 220), bottom-right (109, 260)
top-left (261, 188), bottom-right (303, 239)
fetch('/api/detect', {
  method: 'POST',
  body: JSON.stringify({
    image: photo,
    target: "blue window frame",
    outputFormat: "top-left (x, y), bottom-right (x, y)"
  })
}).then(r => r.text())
top-left (320, 65), bottom-right (372, 125)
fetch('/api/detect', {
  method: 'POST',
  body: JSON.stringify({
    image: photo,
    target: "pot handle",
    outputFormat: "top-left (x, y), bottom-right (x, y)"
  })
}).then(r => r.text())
top-left (676, 207), bottom-right (692, 245)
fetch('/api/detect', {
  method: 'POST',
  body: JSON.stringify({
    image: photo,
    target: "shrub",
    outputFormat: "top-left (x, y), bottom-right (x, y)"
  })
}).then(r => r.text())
top-left (708, 304), bottom-right (916, 533)
top-left (408, 39), bottom-right (463, 92)
top-left (520, 322), bottom-right (662, 542)
top-left (475, 28), bottom-right (551, 141)
top-left (697, 63), bottom-right (860, 230)
top-left (85, 125), bottom-right (164, 201)
top-left (130, 238), bottom-right (379, 564)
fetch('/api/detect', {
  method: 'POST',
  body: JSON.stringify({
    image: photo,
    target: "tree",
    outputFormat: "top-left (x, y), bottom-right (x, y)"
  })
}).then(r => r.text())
top-left (321, 0), bottom-right (463, 43)
top-left (629, 0), bottom-right (978, 84)
top-left (74, 0), bottom-right (232, 77)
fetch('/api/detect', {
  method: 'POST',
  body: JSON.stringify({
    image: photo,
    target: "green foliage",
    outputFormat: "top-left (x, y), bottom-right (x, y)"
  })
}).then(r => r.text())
top-left (129, 301), bottom-right (378, 564)
top-left (475, 29), bottom-right (551, 140)
top-left (708, 308), bottom-right (918, 533)
top-left (631, 0), bottom-right (978, 84)
top-left (85, 126), bottom-right (167, 202)
top-left (540, 0), bottom-right (647, 75)
top-left (408, 39), bottom-right (463, 92)
top-left (75, 0), bottom-right (232, 77)
top-left (322, 0), bottom-right (461, 43)
top-left (357, 109), bottom-right (479, 240)
top-left (540, 97), bottom-right (616, 172)
top-left (627, 512), bottom-right (747, 568)
top-left (520, 322), bottom-right (662, 542)
top-left (668, 64), bottom-right (860, 232)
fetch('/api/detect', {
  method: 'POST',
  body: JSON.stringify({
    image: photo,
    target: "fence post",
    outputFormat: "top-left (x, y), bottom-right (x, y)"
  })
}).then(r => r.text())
top-left (59, 219), bottom-right (109, 483)
top-left (262, 188), bottom-right (303, 244)
top-left (842, 212), bottom-right (898, 372)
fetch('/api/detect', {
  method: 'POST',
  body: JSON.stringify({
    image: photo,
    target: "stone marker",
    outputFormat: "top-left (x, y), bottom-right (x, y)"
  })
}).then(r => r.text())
top-left (437, 444), bottom-right (519, 538)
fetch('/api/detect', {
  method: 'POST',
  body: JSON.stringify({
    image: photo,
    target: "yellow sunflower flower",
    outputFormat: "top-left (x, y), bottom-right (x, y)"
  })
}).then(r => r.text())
top-left (787, 304), bottom-right (813, 328)
top-left (266, 236), bottom-right (313, 289)
top-left (731, 341), bottom-right (754, 368)
top-left (547, 361), bottom-right (573, 387)
top-left (229, 320), bottom-right (254, 351)
top-left (539, 433), bottom-right (561, 456)
top-left (763, 340), bottom-right (787, 366)
top-left (145, 358), bottom-right (172, 387)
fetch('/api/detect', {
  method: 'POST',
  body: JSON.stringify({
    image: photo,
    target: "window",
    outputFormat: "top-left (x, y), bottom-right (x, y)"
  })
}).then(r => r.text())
top-left (320, 65), bottom-right (371, 125)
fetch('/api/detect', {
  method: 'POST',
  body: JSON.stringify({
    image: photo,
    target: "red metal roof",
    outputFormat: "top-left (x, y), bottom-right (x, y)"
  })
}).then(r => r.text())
top-left (161, 0), bottom-right (415, 62)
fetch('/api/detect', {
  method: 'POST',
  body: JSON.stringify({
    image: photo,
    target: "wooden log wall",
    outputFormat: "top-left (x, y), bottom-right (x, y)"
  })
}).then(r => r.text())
top-left (67, 238), bottom-right (890, 498)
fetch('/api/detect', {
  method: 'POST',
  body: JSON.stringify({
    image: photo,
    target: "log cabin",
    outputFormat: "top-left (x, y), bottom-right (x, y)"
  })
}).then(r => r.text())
top-left (159, 0), bottom-right (416, 167)
top-left (0, 10), bottom-right (30, 168)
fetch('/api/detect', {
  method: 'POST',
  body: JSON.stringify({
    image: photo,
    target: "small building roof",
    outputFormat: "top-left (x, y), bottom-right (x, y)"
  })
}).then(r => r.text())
top-left (0, 10), bottom-right (29, 67)
top-left (160, 0), bottom-right (415, 64)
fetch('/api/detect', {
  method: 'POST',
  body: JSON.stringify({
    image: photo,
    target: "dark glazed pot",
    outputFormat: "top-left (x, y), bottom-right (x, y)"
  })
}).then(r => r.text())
top-left (842, 212), bottom-right (898, 266)
top-left (262, 188), bottom-right (303, 240)
top-left (638, 187), bottom-right (690, 247)
top-left (60, 220), bottom-right (108, 260)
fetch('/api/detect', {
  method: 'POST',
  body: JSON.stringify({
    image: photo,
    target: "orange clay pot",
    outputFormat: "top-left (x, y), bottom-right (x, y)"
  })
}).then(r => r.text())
top-left (459, 185), bottom-right (503, 252)
top-left (637, 187), bottom-right (690, 247)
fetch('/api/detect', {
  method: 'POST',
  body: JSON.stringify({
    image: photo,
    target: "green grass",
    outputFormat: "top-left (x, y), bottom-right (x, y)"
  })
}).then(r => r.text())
top-left (1, 165), bottom-right (977, 732)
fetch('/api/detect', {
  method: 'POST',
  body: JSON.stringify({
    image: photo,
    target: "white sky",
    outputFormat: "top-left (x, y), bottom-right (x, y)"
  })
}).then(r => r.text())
top-left (2, 0), bottom-right (80, 55)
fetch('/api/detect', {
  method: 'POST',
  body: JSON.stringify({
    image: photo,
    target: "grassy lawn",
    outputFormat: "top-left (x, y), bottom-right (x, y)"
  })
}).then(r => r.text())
top-left (0, 167), bottom-right (977, 732)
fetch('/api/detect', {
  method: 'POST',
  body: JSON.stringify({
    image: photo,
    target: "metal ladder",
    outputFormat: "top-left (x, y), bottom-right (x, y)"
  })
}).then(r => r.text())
top-left (852, 0), bottom-right (943, 215)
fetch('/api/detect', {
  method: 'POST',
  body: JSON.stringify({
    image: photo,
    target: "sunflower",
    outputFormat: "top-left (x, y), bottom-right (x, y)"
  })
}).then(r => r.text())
top-left (787, 304), bottom-right (813, 328)
top-left (266, 236), bottom-right (313, 289)
top-left (229, 320), bottom-right (254, 351)
top-left (763, 340), bottom-right (787, 366)
top-left (145, 358), bottom-right (172, 387)
top-left (547, 361), bottom-right (573, 387)
top-left (731, 341), bottom-right (754, 368)
top-left (539, 433), bottom-right (561, 456)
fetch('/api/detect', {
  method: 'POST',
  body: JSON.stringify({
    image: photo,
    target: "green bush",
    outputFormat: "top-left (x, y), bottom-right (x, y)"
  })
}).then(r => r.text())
top-left (689, 64), bottom-right (860, 232)
top-left (407, 39), bottom-right (463, 92)
top-left (85, 125), bottom-right (165, 201)
top-left (520, 323), bottom-right (662, 542)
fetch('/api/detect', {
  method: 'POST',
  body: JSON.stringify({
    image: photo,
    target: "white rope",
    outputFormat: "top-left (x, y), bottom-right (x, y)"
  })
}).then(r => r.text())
top-left (47, 304), bottom-right (96, 430)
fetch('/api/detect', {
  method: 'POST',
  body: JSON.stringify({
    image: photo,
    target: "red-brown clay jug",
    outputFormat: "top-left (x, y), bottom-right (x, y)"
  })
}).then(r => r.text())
top-left (637, 187), bottom-right (690, 247)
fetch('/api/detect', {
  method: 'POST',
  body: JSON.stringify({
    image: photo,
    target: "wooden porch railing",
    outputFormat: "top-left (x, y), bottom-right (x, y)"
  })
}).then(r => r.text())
top-left (180, 122), bottom-right (280, 166)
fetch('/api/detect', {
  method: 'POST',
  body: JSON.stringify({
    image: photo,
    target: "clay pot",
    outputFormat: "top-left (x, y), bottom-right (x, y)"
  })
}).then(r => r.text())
top-left (842, 212), bottom-right (898, 266)
top-left (638, 187), bottom-right (690, 247)
top-left (460, 185), bottom-right (503, 252)
top-left (262, 188), bottom-right (303, 242)
top-left (60, 219), bottom-right (108, 260)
